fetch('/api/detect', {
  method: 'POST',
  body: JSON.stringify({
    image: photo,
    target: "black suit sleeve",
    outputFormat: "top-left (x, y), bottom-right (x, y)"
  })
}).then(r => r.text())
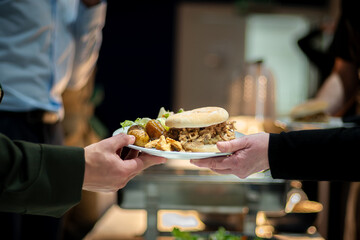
top-left (0, 133), bottom-right (85, 217)
top-left (268, 127), bottom-right (360, 181)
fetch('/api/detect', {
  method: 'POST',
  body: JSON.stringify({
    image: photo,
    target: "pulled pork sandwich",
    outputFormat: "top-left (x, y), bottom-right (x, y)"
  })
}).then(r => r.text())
top-left (165, 107), bottom-right (236, 152)
top-left (290, 100), bottom-right (329, 122)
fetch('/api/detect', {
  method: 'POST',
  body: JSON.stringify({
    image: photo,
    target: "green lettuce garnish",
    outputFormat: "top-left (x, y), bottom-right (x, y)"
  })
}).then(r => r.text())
top-left (120, 120), bottom-right (135, 128)
top-left (120, 117), bottom-right (151, 129)
top-left (171, 227), bottom-right (263, 240)
top-left (156, 117), bottom-right (169, 131)
top-left (120, 107), bottom-right (182, 132)
top-left (134, 117), bottom-right (151, 128)
top-left (209, 227), bottom-right (240, 240)
top-left (157, 107), bottom-right (184, 118)
top-left (171, 228), bottom-right (203, 240)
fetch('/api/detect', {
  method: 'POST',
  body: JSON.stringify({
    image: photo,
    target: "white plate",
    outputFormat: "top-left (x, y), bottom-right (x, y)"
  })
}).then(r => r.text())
top-left (276, 117), bottom-right (343, 131)
top-left (113, 128), bottom-right (243, 160)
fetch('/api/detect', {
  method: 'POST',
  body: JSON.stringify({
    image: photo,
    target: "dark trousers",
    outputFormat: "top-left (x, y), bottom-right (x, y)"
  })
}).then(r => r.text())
top-left (0, 111), bottom-right (64, 240)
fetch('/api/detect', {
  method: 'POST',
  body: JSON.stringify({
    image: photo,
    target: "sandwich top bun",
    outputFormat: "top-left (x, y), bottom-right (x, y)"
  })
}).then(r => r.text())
top-left (290, 100), bottom-right (328, 122)
top-left (166, 106), bottom-right (229, 128)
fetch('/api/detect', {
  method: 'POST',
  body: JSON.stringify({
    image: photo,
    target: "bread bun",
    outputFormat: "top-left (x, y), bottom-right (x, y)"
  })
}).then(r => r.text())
top-left (183, 142), bottom-right (220, 152)
top-left (290, 100), bottom-right (328, 120)
top-left (166, 107), bottom-right (229, 128)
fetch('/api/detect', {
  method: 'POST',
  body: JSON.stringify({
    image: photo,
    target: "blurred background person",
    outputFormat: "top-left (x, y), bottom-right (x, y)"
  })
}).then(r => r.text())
top-left (300, 3), bottom-right (360, 238)
top-left (0, 0), bottom-right (106, 239)
top-left (297, 19), bottom-right (336, 95)
top-left (313, 1), bottom-right (360, 118)
top-left (294, 18), bottom-right (336, 217)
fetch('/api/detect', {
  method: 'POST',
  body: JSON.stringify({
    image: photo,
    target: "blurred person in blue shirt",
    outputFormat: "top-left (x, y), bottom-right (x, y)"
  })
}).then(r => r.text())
top-left (0, 0), bottom-right (106, 239)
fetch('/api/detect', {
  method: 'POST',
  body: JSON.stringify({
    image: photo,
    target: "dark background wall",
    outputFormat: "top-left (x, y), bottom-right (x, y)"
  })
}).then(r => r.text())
top-left (95, 1), bottom-right (177, 135)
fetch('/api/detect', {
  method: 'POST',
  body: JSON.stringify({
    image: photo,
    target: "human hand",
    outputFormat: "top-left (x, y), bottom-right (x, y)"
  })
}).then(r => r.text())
top-left (83, 133), bottom-right (166, 192)
top-left (190, 132), bottom-right (270, 178)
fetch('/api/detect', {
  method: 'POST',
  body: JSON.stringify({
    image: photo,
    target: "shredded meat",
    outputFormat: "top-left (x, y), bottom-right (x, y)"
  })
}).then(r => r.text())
top-left (166, 137), bottom-right (183, 152)
top-left (165, 121), bottom-right (236, 151)
top-left (145, 121), bottom-right (236, 152)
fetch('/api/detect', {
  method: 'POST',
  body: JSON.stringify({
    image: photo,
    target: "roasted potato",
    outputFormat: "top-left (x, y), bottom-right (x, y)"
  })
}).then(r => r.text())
top-left (127, 125), bottom-right (150, 147)
top-left (128, 125), bottom-right (144, 132)
top-left (145, 120), bottom-right (165, 140)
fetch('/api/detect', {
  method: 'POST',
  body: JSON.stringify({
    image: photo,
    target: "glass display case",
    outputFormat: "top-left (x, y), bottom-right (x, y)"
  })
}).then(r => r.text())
top-left (120, 161), bottom-right (288, 239)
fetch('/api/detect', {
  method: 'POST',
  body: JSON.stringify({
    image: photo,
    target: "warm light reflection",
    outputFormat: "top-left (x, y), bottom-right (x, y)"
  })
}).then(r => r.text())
top-left (256, 211), bottom-right (274, 238)
top-left (165, 158), bottom-right (208, 170)
top-left (244, 75), bottom-right (254, 103)
top-left (157, 210), bottom-right (205, 232)
top-left (256, 211), bottom-right (267, 226)
top-left (229, 116), bottom-right (264, 135)
top-left (258, 75), bottom-right (268, 102)
top-left (255, 225), bottom-right (274, 238)
top-left (84, 206), bottom-right (147, 239)
top-left (291, 200), bottom-right (323, 213)
top-left (307, 226), bottom-right (317, 235)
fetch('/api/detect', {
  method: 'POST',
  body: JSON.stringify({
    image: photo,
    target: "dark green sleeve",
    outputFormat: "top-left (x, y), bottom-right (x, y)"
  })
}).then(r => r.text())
top-left (0, 133), bottom-right (85, 217)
